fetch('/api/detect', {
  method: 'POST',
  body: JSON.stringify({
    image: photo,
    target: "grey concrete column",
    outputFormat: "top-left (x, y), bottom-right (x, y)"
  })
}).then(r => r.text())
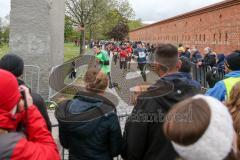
top-left (10, 0), bottom-right (64, 99)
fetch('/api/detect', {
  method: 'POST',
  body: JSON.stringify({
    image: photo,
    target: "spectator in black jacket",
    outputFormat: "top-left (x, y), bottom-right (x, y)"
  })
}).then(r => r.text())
top-left (190, 46), bottom-right (202, 63)
top-left (55, 68), bottom-right (123, 160)
top-left (122, 44), bottom-right (199, 160)
top-left (205, 53), bottom-right (225, 88)
top-left (197, 47), bottom-right (216, 67)
top-left (216, 53), bottom-right (225, 72)
top-left (206, 67), bottom-right (221, 88)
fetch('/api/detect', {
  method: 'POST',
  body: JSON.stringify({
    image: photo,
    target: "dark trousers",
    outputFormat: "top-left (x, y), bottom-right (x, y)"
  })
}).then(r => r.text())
top-left (138, 63), bottom-right (147, 82)
top-left (113, 55), bottom-right (118, 65)
top-left (69, 70), bottom-right (76, 79)
top-left (127, 56), bottom-right (132, 70)
top-left (120, 60), bottom-right (127, 70)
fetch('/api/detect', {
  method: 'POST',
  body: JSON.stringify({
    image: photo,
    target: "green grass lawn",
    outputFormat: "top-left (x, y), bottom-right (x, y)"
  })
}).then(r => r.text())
top-left (64, 43), bottom-right (80, 62)
top-left (0, 43), bottom-right (81, 61)
top-left (0, 44), bottom-right (10, 58)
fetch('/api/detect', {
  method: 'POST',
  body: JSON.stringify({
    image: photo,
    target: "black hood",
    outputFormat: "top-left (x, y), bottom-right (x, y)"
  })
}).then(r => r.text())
top-left (55, 91), bottom-right (115, 138)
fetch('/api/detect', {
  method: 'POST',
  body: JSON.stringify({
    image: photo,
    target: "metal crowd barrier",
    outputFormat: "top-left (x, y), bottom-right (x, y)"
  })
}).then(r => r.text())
top-left (22, 65), bottom-right (40, 93)
top-left (191, 64), bottom-right (225, 88)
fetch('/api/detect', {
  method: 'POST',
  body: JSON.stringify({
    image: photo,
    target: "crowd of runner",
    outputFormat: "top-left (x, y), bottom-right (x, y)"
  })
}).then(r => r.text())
top-left (0, 40), bottom-right (240, 160)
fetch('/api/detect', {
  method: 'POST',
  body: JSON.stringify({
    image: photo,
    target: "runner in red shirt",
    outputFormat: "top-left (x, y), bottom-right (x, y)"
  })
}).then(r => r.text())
top-left (119, 44), bottom-right (128, 76)
top-left (113, 45), bottom-right (120, 65)
top-left (126, 42), bottom-right (133, 70)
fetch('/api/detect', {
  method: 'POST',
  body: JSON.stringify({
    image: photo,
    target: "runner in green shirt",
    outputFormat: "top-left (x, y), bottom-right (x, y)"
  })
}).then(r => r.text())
top-left (93, 45), bottom-right (113, 88)
top-left (95, 50), bottom-right (110, 74)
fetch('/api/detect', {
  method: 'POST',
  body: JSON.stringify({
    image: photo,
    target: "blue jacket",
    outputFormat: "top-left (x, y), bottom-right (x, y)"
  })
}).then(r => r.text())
top-left (159, 72), bottom-right (201, 91)
top-left (205, 71), bottom-right (240, 101)
top-left (56, 91), bottom-right (123, 160)
top-left (179, 72), bottom-right (202, 90)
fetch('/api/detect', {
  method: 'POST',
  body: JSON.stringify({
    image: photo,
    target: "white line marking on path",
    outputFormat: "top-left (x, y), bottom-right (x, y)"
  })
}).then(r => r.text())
top-left (125, 70), bottom-right (150, 80)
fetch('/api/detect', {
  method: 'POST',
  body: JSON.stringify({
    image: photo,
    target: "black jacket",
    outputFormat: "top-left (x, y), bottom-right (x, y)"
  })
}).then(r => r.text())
top-left (55, 91), bottom-right (123, 160)
top-left (180, 50), bottom-right (191, 59)
top-left (191, 51), bottom-right (202, 63)
top-left (122, 73), bottom-right (199, 160)
top-left (202, 53), bottom-right (216, 67)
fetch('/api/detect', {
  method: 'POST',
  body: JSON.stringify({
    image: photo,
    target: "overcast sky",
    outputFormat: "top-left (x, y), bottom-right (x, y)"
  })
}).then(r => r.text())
top-left (0, 0), bottom-right (10, 19)
top-left (1, 0), bottom-right (224, 24)
top-left (129, 0), bottom-right (224, 23)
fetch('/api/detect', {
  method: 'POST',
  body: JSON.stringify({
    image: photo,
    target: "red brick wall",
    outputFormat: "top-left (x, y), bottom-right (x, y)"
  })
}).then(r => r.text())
top-left (129, 0), bottom-right (240, 54)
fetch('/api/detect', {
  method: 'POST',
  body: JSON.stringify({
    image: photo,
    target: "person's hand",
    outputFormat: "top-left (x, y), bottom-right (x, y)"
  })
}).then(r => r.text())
top-left (96, 59), bottom-right (100, 64)
top-left (197, 62), bottom-right (202, 66)
top-left (19, 85), bottom-right (33, 108)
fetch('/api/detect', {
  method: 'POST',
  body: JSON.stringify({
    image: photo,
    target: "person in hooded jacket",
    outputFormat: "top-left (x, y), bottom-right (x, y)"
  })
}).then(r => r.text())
top-left (55, 68), bottom-right (123, 160)
top-left (122, 44), bottom-right (199, 160)
top-left (0, 69), bottom-right (60, 160)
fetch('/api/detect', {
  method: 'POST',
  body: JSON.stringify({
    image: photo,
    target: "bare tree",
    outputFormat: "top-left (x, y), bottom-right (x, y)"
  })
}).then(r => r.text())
top-left (65, 0), bottom-right (110, 54)
top-left (111, 0), bottom-right (134, 19)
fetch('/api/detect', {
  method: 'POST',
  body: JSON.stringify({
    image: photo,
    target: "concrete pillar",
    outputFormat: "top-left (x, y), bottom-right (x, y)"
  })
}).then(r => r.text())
top-left (10, 0), bottom-right (64, 99)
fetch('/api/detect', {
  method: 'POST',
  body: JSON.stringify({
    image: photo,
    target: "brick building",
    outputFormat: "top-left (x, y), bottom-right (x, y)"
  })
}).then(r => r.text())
top-left (129, 0), bottom-right (240, 54)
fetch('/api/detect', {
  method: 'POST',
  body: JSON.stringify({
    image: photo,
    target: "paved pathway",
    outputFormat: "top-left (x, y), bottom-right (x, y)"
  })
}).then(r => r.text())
top-left (48, 51), bottom-right (160, 159)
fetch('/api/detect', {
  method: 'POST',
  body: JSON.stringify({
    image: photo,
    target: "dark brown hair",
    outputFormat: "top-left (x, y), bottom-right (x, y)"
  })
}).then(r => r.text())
top-left (84, 68), bottom-right (108, 94)
top-left (154, 43), bottom-right (178, 69)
